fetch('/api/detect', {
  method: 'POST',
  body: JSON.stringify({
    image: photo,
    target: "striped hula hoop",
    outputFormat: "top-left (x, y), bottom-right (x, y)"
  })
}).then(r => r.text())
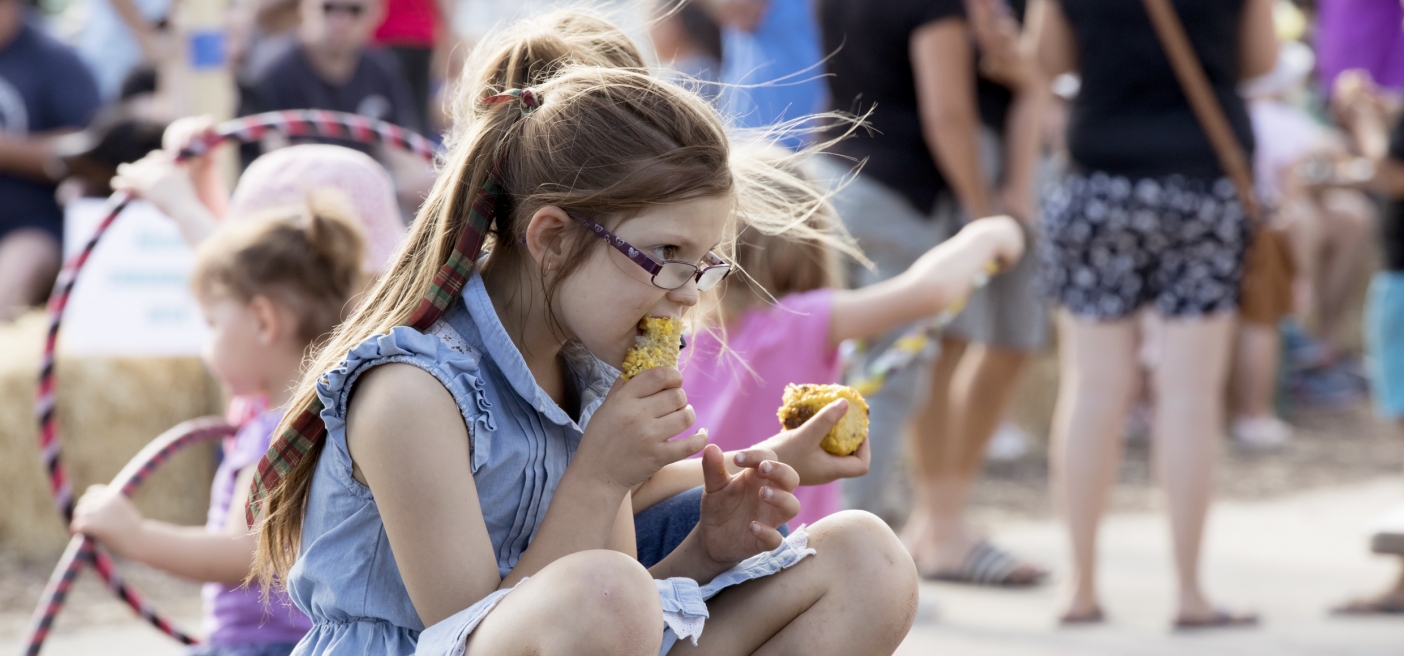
top-left (24, 418), bottom-right (237, 655)
top-left (31, 111), bottom-right (436, 651)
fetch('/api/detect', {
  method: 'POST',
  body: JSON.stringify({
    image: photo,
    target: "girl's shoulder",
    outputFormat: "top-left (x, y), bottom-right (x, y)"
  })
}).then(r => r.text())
top-left (315, 322), bottom-right (497, 443)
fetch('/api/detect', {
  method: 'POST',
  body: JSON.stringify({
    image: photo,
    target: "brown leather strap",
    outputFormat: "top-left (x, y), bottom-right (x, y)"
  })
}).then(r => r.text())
top-left (1141, 0), bottom-right (1262, 222)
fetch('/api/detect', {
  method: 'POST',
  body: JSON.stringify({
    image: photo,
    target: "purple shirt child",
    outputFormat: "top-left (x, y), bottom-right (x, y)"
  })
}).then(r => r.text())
top-left (1316, 0), bottom-right (1404, 94)
top-left (202, 409), bottom-right (312, 647)
top-left (683, 289), bottom-right (844, 528)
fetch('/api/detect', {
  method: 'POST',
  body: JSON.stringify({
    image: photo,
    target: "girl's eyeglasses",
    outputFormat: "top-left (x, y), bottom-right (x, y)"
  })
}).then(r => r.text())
top-left (568, 211), bottom-right (732, 291)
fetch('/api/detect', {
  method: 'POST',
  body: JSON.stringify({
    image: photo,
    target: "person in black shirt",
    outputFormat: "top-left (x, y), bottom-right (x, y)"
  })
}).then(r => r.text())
top-left (0, 0), bottom-right (101, 322)
top-left (1333, 71), bottom-right (1404, 616)
top-left (239, 0), bottom-right (422, 164)
top-left (1028, 0), bottom-right (1277, 628)
top-left (816, 0), bottom-right (1048, 587)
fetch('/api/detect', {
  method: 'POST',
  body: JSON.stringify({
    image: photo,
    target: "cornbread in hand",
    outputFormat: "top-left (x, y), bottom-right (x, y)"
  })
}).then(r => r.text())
top-left (620, 316), bottom-right (684, 381)
top-left (777, 384), bottom-right (870, 456)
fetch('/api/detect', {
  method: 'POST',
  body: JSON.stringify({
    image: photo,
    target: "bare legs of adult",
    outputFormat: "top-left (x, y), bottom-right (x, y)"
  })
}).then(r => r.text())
top-left (1050, 312), bottom-right (1138, 622)
top-left (0, 228), bottom-right (60, 322)
top-left (1228, 321), bottom-right (1289, 448)
top-left (1052, 311), bottom-right (1245, 626)
top-left (1153, 314), bottom-right (1243, 626)
top-left (1293, 189), bottom-right (1372, 339)
top-left (901, 335), bottom-right (1044, 584)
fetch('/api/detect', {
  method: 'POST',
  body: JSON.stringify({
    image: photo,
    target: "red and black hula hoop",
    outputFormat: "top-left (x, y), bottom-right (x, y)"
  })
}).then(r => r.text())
top-left (28, 111), bottom-right (436, 654)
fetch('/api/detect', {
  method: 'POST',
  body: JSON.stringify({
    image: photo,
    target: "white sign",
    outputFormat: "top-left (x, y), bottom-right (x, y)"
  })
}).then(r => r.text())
top-left (61, 198), bottom-right (209, 356)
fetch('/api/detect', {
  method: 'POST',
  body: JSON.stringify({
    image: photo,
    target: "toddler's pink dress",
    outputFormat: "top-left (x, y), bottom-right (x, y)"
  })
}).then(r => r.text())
top-left (683, 289), bottom-right (843, 527)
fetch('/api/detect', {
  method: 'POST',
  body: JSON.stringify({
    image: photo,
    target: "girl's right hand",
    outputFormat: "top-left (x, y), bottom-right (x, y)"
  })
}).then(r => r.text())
top-left (71, 484), bottom-right (145, 556)
top-left (576, 367), bottom-right (708, 492)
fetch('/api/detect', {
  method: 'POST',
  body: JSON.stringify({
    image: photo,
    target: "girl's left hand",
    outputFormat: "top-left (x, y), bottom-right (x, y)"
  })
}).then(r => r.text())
top-left (696, 444), bottom-right (799, 568)
top-left (757, 399), bottom-right (870, 486)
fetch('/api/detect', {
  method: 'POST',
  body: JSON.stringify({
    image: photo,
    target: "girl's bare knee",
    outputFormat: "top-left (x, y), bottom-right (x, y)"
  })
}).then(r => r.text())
top-left (542, 550), bottom-right (661, 656)
top-left (808, 511), bottom-right (919, 631)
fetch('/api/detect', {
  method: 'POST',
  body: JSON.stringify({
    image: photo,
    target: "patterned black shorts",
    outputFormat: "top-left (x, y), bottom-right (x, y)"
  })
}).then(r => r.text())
top-left (1037, 172), bottom-right (1250, 320)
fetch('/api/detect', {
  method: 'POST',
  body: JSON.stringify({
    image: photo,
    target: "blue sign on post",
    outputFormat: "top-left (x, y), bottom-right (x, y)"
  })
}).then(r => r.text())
top-left (188, 30), bottom-right (227, 70)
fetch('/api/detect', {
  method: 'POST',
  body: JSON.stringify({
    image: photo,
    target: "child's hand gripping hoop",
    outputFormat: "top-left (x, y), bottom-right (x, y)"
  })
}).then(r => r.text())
top-left (30, 111), bottom-right (436, 654)
top-left (23, 418), bottom-right (236, 656)
top-left (848, 261), bottom-right (1000, 397)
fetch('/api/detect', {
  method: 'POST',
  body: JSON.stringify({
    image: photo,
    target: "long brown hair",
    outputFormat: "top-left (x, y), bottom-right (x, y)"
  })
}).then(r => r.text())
top-left (252, 65), bottom-right (741, 585)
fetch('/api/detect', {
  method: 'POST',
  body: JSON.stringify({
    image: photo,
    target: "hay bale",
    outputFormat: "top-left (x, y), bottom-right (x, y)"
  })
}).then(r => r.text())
top-left (0, 312), bottom-right (224, 559)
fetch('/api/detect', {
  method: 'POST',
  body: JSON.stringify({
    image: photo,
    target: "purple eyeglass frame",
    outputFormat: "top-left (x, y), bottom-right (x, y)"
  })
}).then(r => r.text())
top-left (566, 211), bottom-right (732, 291)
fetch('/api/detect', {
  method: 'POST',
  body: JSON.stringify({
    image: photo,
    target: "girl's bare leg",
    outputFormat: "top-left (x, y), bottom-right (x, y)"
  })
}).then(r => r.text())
top-left (1050, 311), bottom-right (1140, 620)
top-left (1150, 313), bottom-right (1236, 622)
top-left (673, 511), bottom-right (919, 656)
top-left (466, 550), bottom-right (663, 656)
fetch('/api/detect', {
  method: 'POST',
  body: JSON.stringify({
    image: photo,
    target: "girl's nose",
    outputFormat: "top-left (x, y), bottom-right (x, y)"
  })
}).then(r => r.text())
top-left (666, 279), bottom-right (700, 306)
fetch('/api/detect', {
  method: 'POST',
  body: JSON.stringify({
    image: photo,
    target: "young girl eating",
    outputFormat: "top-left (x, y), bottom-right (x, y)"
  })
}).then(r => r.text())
top-left (71, 196), bottom-right (366, 656)
top-left (248, 63), bottom-right (918, 656)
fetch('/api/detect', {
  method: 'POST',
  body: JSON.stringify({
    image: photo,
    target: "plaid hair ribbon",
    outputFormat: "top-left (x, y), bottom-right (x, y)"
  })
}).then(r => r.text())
top-left (245, 91), bottom-right (536, 526)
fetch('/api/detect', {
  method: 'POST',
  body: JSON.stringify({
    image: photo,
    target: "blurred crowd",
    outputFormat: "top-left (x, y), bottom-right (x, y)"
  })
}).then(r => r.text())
top-left (5, 0), bottom-right (1404, 638)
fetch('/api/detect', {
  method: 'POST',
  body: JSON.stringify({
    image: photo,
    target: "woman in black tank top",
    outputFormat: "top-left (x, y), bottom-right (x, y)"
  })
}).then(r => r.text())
top-left (1026, 0), bottom-right (1277, 628)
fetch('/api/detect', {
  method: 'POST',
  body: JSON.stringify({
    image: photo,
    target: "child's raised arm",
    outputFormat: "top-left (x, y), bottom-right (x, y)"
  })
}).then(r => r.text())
top-left (827, 215), bottom-right (1025, 348)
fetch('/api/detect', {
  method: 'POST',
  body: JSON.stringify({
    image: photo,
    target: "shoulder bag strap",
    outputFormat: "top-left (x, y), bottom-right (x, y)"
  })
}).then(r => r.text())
top-left (1140, 0), bottom-right (1262, 222)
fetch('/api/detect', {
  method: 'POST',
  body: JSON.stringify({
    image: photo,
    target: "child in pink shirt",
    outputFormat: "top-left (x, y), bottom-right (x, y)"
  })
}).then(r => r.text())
top-left (684, 171), bottom-right (1025, 527)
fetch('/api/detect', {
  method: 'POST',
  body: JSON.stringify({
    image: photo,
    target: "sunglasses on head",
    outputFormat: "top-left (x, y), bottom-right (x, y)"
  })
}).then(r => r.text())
top-left (567, 211), bottom-right (732, 292)
top-left (321, 2), bottom-right (365, 17)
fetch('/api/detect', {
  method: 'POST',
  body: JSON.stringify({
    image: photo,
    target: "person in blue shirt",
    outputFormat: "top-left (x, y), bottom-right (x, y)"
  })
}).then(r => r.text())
top-left (711, 0), bottom-right (826, 149)
top-left (0, 0), bottom-right (101, 321)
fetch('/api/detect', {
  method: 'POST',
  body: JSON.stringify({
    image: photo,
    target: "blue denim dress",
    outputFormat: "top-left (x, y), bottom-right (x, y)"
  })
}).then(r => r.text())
top-left (286, 272), bottom-right (817, 656)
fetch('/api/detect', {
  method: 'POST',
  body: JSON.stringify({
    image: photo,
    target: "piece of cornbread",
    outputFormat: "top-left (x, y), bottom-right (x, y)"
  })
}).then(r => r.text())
top-left (621, 316), bottom-right (684, 381)
top-left (777, 383), bottom-right (870, 456)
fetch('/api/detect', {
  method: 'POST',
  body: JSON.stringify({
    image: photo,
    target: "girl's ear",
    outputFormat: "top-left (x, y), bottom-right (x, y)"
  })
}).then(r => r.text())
top-left (523, 205), bottom-right (575, 272)
top-left (247, 294), bottom-right (289, 347)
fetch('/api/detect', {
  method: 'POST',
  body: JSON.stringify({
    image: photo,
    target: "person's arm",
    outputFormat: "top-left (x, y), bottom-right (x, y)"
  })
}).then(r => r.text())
top-left (1238, 0), bottom-right (1278, 81)
top-left (71, 467), bottom-right (262, 586)
top-left (162, 116), bottom-right (230, 221)
top-left (912, 18), bottom-right (994, 219)
top-left (111, 152), bottom-right (219, 246)
top-left (351, 361), bottom-right (707, 623)
top-left (345, 364), bottom-right (521, 625)
top-left (609, 494), bottom-right (639, 558)
top-left (828, 215), bottom-right (1024, 347)
top-left (0, 132), bottom-right (71, 182)
top-left (109, 0), bottom-right (164, 62)
top-left (1023, 0), bottom-right (1076, 78)
top-left (999, 84), bottom-right (1048, 221)
top-left (1333, 73), bottom-right (1404, 198)
top-left (630, 399), bottom-right (863, 512)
